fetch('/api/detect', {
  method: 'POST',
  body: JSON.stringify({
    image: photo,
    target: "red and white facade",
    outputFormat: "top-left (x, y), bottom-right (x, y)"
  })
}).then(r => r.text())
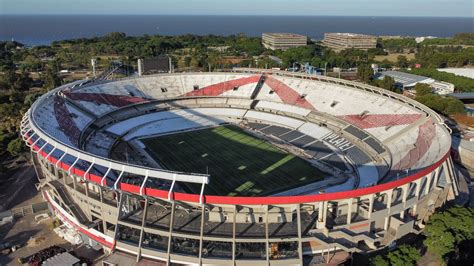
top-left (21, 69), bottom-right (458, 265)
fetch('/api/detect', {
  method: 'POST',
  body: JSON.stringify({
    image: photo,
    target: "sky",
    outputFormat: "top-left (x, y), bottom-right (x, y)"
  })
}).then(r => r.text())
top-left (0, 0), bottom-right (473, 17)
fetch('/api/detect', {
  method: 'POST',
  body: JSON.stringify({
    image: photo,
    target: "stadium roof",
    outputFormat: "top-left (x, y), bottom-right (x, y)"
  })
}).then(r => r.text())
top-left (448, 92), bottom-right (474, 100)
top-left (452, 137), bottom-right (474, 152)
top-left (377, 71), bottom-right (433, 88)
top-left (263, 33), bottom-right (307, 38)
top-left (326, 32), bottom-right (375, 38)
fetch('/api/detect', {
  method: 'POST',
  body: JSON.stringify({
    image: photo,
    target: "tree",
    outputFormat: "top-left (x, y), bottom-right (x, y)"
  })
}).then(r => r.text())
top-left (42, 66), bottom-right (61, 90)
top-left (105, 32), bottom-right (127, 42)
top-left (370, 255), bottom-right (389, 266)
top-left (416, 93), bottom-right (466, 115)
top-left (189, 57), bottom-right (200, 68)
top-left (414, 83), bottom-right (432, 96)
top-left (0, 131), bottom-right (15, 153)
top-left (424, 206), bottom-right (474, 259)
top-left (357, 63), bottom-right (373, 83)
top-left (378, 76), bottom-right (397, 92)
top-left (397, 55), bottom-right (409, 68)
top-left (380, 38), bottom-right (417, 53)
top-left (370, 245), bottom-right (420, 266)
top-left (7, 138), bottom-right (25, 156)
top-left (444, 97), bottom-right (466, 114)
top-left (407, 68), bottom-right (474, 92)
top-left (386, 245), bottom-right (421, 266)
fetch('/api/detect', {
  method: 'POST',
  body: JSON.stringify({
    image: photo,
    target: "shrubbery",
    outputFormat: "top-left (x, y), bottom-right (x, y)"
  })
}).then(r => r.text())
top-left (408, 68), bottom-right (474, 92)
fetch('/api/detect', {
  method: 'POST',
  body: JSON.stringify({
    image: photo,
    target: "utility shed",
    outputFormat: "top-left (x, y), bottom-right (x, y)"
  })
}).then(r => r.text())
top-left (377, 71), bottom-right (434, 88)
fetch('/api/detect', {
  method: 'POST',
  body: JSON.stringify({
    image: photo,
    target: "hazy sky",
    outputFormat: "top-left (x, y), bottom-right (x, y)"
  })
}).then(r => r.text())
top-left (1, 0), bottom-right (473, 17)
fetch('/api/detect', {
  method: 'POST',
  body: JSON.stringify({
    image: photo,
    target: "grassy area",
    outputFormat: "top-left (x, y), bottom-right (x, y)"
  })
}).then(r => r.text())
top-left (142, 125), bottom-right (326, 196)
top-left (374, 53), bottom-right (415, 62)
top-left (407, 68), bottom-right (474, 92)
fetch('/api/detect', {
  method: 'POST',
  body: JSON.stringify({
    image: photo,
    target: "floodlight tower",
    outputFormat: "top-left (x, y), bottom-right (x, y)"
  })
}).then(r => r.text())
top-left (91, 59), bottom-right (97, 77)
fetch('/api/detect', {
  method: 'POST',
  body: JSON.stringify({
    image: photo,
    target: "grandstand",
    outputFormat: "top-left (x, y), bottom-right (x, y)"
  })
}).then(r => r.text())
top-left (21, 68), bottom-right (458, 265)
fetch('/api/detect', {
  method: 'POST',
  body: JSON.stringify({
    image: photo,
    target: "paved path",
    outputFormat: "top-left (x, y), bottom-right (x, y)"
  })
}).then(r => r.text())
top-left (0, 213), bottom-right (71, 265)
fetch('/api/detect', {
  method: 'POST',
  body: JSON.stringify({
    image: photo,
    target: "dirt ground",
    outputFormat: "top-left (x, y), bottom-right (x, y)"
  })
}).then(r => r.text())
top-left (451, 114), bottom-right (474, 128)
top-left (0, 161), bottom-right (39, 211)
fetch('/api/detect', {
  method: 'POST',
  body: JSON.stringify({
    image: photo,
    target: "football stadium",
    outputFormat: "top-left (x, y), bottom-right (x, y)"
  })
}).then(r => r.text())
top-left (20, 68), bottom-right (459, 265)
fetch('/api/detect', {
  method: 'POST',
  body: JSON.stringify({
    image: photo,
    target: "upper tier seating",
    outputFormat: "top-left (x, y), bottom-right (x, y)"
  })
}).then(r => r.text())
top-left (183, 74), bottom-right (260, 98)
top-left (33, 96), bottom-right (72, 146)
top-left (122, 110), bottom-right (226, 141)
top-left (34, 94), bottom-right (93, 147)
top-left (84, 132), bottom-right (116, 157)
top-left (53, 96), bottom-right (91, 146)
top-left (74, 80), bottom-right (147, 98)
top-left (31, 73), bottom-right (448, 185)
top-left (258, 75), bottom-right (425, 142)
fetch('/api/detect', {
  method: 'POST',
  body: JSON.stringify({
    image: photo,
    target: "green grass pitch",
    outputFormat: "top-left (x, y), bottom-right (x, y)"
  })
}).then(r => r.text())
top-left (142, 125), bottom-right (326, 196)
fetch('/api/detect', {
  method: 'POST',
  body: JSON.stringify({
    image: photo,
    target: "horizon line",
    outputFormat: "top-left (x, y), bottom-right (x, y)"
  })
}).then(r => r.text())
top-left (1, 14), bottom-right (473, 18)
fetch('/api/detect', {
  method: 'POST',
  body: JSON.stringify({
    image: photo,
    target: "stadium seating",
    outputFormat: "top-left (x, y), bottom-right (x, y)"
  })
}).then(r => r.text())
top-left (135, 75), bottom-right (185, 98)
top-left (254, 101), bottom-right (311, 117)
top-left (33, 96), bottom-right (72, 145)
top-left (395, 121), bottom-right (436, 169)
top-left (122, 112), bottom-right (225, 141)
top-left (257, 76), bottom-right (316, 110)
top-left (53, 96), bottom-right (83, 145)
top-left (184, 74), bottom-right (260, 97)
top-left (265, 75), bottom-right (425, 141)
top-left (29, 72), bottom-right (450, 193)
top-left (106, 111), bottom-right (184, 136)
top-left (84, 132), bottom-right (116, 157)
top-left (339, 114), bottom-right (423, 129)
top-left (244, 111), bottom-right (304, 129)
top-left (74, 80), bottom-right (147, 97)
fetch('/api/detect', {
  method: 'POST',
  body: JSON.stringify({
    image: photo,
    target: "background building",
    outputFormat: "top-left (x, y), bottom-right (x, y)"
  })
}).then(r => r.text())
top-left (323, 33), bottom-right (377, 52)
top-left (377, 70), bottom-right (455, 95)
top-left (262, 33), bottom-right (307, 50)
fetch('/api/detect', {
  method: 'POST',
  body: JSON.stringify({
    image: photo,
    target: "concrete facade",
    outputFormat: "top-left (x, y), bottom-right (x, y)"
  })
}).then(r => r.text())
top-left (262, 33), bottom-right (307, 51)
top-left (323, 33), bottom-right (377, 52)
top-left (32, 150), bottom-right (456, 265)
top-left (20, 70), bottom-right (458, 265)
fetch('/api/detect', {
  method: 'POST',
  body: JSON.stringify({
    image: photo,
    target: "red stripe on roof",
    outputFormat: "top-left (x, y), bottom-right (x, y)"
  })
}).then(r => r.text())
top-left (184, 75), bottom-right (261, 97)
top-left (27, 132), bottom-right (449, 205)
top-left (264, 76), bottom-right (316, 110)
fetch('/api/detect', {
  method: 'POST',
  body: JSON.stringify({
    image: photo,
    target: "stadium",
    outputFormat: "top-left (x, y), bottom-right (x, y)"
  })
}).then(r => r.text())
top-left (20, 68), bottom-right (459, 265)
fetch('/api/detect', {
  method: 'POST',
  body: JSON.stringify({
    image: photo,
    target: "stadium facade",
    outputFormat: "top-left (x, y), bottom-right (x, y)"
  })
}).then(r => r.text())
top-left (21, 68), bottom-right (458, 265)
